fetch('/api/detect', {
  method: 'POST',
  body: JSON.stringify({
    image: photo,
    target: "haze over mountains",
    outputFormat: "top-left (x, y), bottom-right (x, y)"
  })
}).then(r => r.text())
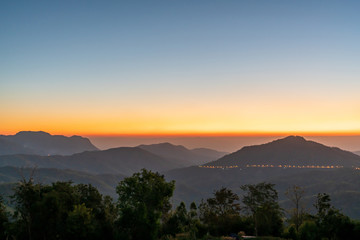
top-left (138, 142), bottom-right (227, 166)
top-left (1, 132), bottom-right (360, 218)
top-left (0, 131), bottom-right (98, 156)
top-left (0, 147), bottom-right (176, 175)
top-left (0, 132), bottom-right (226, 175)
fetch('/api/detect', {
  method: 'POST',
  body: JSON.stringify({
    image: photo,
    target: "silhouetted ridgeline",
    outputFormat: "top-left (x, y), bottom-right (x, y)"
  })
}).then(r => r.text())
top-left (1, 135), bottom-right (360, 220)
top-left (0, 142), bottom-right (225, 175)
top-left (0, 131), bottom-right (98, 156)
top-left (138, 142), bottom-right (227, 166)
top-left (205, 136), bottom-right (360, 168)
top-left (0, 147), bottom-right (178, 175)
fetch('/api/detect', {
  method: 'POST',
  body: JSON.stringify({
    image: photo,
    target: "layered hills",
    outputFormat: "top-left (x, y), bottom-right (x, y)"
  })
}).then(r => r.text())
top-left (0, 131), bottom-right (98, 156)
top-left (1, 135), bottom-right (360, 219)
top-left (204, 136), bottom-right (360, 168)
top-left (138, 142), bottom-right (227, 166)
top-left (0, 147), bottom-right (180, 175)
top-left (0, 140), bottom-right (224, 175)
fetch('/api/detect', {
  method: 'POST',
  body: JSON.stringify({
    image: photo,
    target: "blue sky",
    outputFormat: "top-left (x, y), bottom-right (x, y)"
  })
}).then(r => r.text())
top-left (1, 0), bottom-right (360, 135)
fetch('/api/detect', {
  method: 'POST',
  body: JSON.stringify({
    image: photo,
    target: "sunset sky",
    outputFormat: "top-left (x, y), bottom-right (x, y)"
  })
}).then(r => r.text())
top-left (1, 1), bottom-right (360, 137)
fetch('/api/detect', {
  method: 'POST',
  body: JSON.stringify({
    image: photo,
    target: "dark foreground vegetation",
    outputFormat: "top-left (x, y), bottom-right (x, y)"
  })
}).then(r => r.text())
top-left (1, 169), bottom-right (360, 240)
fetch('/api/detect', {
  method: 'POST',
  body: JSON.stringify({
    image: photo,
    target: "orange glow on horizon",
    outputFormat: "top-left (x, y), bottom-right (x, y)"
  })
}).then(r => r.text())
top-left (1, 129), bottom-right (360, 138)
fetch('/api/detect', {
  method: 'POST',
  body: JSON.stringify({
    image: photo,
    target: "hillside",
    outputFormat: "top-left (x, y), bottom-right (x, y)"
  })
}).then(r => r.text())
top-left (0, 131), bottom-right (98, 156)
top-left (205, 136), bottom-right (360, 168)
top-left (0, 166), bottom-right (125, 198)
top-left (164, 166), bottom-right (360, 219)
top-left (138, 142), bottom-right (226, 166)
top-left (0, 138), bottom-right (35, 155)
top-left (1, 165), bottom-right (360, 219)
top-left (355, 151), bottom-right (360, 156)
top-left (0, 147), bottom-right (182, 175)
top-left (1, 135), bottom-right (360, 219)
top-left (190, 148), bottom-right (228, 160)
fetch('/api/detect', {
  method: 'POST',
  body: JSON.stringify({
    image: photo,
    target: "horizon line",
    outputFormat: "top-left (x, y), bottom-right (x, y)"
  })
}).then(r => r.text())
top-left (2, 129), bottom-right (360, 138)
top-left (85, 131), bottom-right (360, 137)
top-left (3, 130), bottom-right (360, 137)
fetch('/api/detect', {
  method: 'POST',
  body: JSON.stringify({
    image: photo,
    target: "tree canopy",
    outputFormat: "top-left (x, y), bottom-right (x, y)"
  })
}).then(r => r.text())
top-left (116, 169), bottom-right (175, 240)
top-left (0, 170), bottom-right (360, 240)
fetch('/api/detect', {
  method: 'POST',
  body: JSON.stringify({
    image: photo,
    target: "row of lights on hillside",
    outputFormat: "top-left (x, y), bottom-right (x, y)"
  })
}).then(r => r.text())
top-left (198, 165), bottom-right (347, 169)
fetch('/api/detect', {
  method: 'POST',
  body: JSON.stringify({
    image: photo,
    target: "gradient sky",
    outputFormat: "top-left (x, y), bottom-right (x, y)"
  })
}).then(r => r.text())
top-left (1, 0), bottom-right (360, 136)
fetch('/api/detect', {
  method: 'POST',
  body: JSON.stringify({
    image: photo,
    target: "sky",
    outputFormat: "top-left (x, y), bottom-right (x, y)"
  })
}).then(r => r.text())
top-left (1, 0), bottom-right (360, 138)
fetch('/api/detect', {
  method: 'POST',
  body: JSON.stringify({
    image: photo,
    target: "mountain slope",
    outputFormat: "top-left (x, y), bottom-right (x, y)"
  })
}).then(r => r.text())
top-left (205, 136), bottom-right (360, 168)
top-left (0, 147), bottom-right (181, 175)
top-left (138, 142), bottom-right (226, 166)
top-left (164, 166), bottom-right (360, 219)
top-left (355, 151), bottom-right (360, 156)
top-left (0, 138), bottom-right (35, 155)
top-left (0, 166), bottom-right (125, 198)
top-left (190, 148), bottom-right (228, 160)
top-left (0, 131), bottom-right (98, 156)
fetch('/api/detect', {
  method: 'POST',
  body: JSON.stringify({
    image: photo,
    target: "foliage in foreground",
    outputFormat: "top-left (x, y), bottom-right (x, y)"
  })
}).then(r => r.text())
top-left (1, 169), bottom-right (360, 240)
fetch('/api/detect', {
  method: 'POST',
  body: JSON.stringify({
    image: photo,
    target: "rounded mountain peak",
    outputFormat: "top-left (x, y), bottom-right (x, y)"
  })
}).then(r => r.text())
top-left (16, 131), bottom-right (51, 136)
top-left (281, 135), bottom-right (306, 142)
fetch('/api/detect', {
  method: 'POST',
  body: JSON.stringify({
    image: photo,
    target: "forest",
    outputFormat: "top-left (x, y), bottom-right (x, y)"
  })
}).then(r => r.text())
top-left (1, 169), bottom-right (360, 240)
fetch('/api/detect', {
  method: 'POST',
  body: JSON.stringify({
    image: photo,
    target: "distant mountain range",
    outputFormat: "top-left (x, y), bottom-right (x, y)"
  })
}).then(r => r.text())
top-left (0, 137), bottom-right (226, 175)
top-left (0, 131), bottom-right (98, 156)
top-left (1, 134), bottom-right (360, 219)
top-left (0, 147), bottom-right (180, 176)
top-left (205, 136), bottom-right (360, 168)
top-left (138, 142), bottom-right (227, 166)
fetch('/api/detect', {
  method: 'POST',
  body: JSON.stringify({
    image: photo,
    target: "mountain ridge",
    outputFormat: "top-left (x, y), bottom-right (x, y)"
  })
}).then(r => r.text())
top-left (138, 142), bottom-right (227, 166)
top-left (0, 146), bottom-right (184, 175)
top-left (0, 131), bottom-right (98, 156)
top-left (205, 136), bottom-right (360, 168)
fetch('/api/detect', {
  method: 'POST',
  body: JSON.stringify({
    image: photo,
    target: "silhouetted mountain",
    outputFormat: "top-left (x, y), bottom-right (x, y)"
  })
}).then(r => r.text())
top-left (138, 142), bottom-right (226, 166)
top-left (354, 151), bottom-right (360, 156)
top-left (163, 137), bottom-right (360, 218)
top-left (0, 131), bottom-right (98, 156)
top-left (0, 147), bottom-right (182, 175)
top-left (205, 136), bottom-right (360, 168)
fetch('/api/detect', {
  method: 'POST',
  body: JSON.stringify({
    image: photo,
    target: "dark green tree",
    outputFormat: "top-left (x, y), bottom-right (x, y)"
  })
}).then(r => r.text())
top-left (199, 187), bottom-right (241, 236)
top-left (314, 193), bottom-right (354, 240)
top-left (283, 224), bottom-right (298, 240)
top-left (11, 180), bottom-right (115, 240)
top-left (65, 203), bottom-right (94, 240)
top-left (162, 201), bottom-right (201, 239)
top-left (74, 184), bottom-right (116, 240)
top-left (162, 202), bottom-right (190, 238)
top-left (0, 195), bottom-right (9, 240)
top-left (11, 178), bottom-right (43, 240)
top-left (298, 220), bottom-right (318, 240)
top-left (285, 185), bottom-right (306, 232)
top-left (240, 182), bottom-right (283, 236)
top-left (116, 169), bottom-right (175, 240)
